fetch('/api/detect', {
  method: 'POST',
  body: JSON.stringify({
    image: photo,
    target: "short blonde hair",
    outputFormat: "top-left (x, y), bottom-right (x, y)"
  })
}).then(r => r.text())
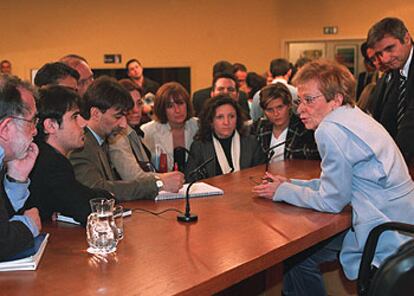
top-left (292, 59), bottom-right (355, 106)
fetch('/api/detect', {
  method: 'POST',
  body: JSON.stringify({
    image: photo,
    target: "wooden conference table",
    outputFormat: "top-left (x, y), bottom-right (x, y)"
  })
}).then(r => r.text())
top-left (1, 160), bottom-right (351, 296)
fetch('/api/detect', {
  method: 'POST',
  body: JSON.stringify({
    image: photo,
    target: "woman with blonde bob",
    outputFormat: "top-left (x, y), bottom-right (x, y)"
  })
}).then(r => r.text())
top-left (253, 59), bottom-right (414, 295)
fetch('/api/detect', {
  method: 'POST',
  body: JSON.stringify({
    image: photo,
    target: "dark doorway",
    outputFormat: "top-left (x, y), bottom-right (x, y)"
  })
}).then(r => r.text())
top-left (92, 67), bottom-right (191, 93)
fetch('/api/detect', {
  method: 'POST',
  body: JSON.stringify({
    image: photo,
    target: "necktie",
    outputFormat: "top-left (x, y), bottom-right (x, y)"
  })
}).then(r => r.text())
top-left (397, 74), bottom-right (407, 130)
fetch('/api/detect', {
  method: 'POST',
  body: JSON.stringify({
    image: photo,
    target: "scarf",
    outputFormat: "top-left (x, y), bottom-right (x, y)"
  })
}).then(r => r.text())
top-left (212, 130), bottom-right (240, 174)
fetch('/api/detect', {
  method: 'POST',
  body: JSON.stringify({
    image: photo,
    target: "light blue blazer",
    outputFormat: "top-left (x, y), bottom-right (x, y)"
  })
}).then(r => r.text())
top-left (274, 106), bottom-right (414, 280)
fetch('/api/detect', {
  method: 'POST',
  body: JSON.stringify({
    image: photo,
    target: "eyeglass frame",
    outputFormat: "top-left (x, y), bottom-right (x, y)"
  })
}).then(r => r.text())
top-left (9, 115), bottom-right (39, 127)
top-left (295, 94), bottom-right (324, 106)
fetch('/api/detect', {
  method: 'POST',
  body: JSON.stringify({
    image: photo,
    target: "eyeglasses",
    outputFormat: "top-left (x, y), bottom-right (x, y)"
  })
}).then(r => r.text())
top-left (295, 94), bottom-right (323, 106)
top-left (10, 115), bottom-right (39, 127)
top-left (78, 75), bottom-right (94, 86)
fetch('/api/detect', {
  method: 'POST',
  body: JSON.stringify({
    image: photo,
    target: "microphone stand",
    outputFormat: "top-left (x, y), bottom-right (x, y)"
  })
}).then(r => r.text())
top-left (264, 141), bottom-right (286, 171)
top-left (265, 150), bottom-right (275, 171)
top-left (177, 156), bottom-right (214, 223)
top-left (177, 178), bottom-right (199, 222)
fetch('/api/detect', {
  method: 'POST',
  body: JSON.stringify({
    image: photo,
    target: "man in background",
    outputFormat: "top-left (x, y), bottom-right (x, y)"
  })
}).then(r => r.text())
top-left (0, 60), bottom-right (12, 75)
top-left (192, 60), bottom-right (249, 117)
top-left (210, 72), bottom-right (250, 117)
top-left (126, 59), bottom-right (160, 96)
top-left (233, 63), bottom-right (249, 94)
top-left (0, 74), bottom-right (41, 259)
top-left (60, 54), bottom-right (94, 96)
top-left (367, 17), bottom-right (414, 164)
top-left (34, 62), bottom-right (79, 91)
top-left (126, 59), bottom-right (160, 124)
top-left (250, 58), bottom-right (297, 121)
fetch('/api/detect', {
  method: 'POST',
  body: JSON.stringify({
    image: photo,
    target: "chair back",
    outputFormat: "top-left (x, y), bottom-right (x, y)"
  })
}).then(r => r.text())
top-left (357, 222), bottom-right (414, 296)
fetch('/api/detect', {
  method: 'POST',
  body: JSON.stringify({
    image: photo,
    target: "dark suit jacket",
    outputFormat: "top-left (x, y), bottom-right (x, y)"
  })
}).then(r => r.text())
top-left (0, 173), bottom-right (33, 260)
top-left (192, 87), bottom-right (250, 118)
top-left (142, 77), bottom-right (160, 95)
top-left (185, 133), bottom-right (265, 182)
top-left (24, 141), bottom-right (112, 226)
top-left (69, 128), bottom-right (158, 201)
top-left (372, 54), bottom-right (414, 164)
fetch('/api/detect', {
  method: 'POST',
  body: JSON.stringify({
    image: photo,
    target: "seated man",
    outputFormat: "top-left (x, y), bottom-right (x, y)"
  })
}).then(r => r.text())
top-left (0, 74), bottom-right (41, 260)
top-left (24, 86), bottom-right (112, 226)
top-left (69, 76), bottom-right (184, 200)
top-left (34, 62), bottom-right (80, 91)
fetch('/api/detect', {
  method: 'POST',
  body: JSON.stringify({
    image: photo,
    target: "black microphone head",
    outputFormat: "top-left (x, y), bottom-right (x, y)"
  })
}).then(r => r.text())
top-left (264, 141), bottom-right (287, 155)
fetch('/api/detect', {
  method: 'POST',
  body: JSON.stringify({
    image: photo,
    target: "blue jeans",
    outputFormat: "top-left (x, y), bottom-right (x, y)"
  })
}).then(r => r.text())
top-left (282, 232), bottom-right (346, 296)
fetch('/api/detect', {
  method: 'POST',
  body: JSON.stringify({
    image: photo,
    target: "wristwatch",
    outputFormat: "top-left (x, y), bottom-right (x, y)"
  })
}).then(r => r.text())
top-left (154, 176), bottom-right (164, 191)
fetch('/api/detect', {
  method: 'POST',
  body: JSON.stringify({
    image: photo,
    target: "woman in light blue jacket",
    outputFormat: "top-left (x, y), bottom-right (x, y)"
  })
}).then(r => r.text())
top-left (253, 59), bottom-right (414, 296)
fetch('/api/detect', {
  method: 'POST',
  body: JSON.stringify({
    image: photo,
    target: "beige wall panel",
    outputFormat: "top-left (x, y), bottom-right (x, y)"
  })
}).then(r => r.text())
top-left (1, 0), bottom-right (414, 91)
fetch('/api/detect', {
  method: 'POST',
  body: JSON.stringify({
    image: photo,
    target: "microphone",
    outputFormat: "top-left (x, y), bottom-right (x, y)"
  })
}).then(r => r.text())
top-left (189, 156), bottom-right (214, 177)
top-left (264, 141), bottom-right (286, 171)
top-left (264, 141), bottom-right (286, 155)
top-left (173, 146), bottom-right (192, 172)
top-left (177, 156), bottom-right (214, 223)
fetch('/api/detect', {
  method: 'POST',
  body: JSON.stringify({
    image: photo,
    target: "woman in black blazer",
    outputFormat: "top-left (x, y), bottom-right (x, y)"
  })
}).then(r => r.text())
top-left (186, 95), bottom-right (265, 182)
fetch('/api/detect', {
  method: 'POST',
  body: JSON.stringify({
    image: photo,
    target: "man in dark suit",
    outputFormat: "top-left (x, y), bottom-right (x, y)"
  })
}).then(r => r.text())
top-left (0, 74), bottom-right (41, 260)
top-left (192, 60), bottom-right (234, 116)
top-left (367, 17), bottom-right (414, 164)
top-left (24, 86), bottom-right (112, 226)
top-left (34, 62), bottom-right (80, 91)
top-left (69, 76), bottom-right (178, 200)
top-left (209, 72), bottom-right (250, 118)
top-left (192, 60), bottom-right (250, 117)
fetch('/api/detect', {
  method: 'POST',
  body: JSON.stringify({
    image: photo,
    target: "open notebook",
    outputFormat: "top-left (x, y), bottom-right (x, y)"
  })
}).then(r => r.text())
top-left (155, 182), bottom-right (224, 201)
top-left (0, 233), bottom-right (49, 271)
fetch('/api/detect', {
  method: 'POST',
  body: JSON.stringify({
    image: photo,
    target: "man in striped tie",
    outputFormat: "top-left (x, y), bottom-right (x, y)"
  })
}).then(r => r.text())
top-left (367, 17), bottom-right (414, 165)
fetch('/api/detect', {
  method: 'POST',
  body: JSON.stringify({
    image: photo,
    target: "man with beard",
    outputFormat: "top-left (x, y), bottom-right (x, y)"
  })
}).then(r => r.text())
top-left (69, 76), bottom-right (163, 200)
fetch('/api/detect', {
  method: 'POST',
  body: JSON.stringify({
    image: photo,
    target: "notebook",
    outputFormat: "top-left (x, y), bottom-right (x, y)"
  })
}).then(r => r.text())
top-left (0, 233), bottom-right (49, 271)
top-left (155, 182), bottom-right (224, 201)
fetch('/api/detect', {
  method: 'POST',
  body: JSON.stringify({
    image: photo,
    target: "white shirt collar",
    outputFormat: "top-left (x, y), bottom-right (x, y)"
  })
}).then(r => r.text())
top-left (87, 126), bottom-right (105, 146)
top-left (401, 45), bottom-right (413, 78)
top-left (272, 77), bottom-right (288, 85)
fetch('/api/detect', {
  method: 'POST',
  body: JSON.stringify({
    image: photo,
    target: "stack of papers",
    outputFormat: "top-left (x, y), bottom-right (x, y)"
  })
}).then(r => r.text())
top-left (155, 182), bottom-right (224, 201)
top-left (0, 233), bottom-right (49, 271)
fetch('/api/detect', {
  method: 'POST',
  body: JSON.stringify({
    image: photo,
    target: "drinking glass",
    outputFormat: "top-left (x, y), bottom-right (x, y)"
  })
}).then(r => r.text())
top-left (86, 198), bottom-right (117, 254)
top-left (113, 205), bottom-right (124, 241)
